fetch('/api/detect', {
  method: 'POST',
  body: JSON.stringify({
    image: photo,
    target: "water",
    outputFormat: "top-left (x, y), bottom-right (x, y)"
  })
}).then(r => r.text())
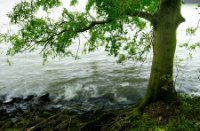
top-left (0, 2), bottom-right (200, 108)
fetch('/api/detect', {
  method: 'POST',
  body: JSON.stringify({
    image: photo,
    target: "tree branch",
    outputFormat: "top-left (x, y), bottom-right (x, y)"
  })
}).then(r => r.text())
top-left (36, 19), bottom-right (114, 53)
top-left (57, 11), bottom-right (152, 37)
top-left (58, 19), bottom-right (113, 35)
top-left (78, 19), bottom-right (113, 32)
top-left (127, 11), bottom-right (153, 22)
top-left (34, 12), bottom-right (152, 53)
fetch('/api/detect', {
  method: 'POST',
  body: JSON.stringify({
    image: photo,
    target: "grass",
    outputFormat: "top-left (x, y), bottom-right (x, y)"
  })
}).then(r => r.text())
top-left (129, 95), bottom-right (200, 131)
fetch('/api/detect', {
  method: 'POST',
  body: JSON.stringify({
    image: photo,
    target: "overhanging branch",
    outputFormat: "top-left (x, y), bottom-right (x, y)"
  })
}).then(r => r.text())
top-left (58, 19), bottom-right (114, 34)
top-left (35, 12), bottom-right (153, 53)
top-left (77, 19), bottom-right (113, 32)
top-left (37, 19), bottom-right (114, 52)
top-left (127, 11), bottom-right (153, 22)
top-left (57, 11), bottom-right (153, 36)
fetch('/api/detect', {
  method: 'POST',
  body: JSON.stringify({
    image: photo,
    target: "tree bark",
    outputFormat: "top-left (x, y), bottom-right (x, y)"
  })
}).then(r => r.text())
top-left (140, 0), bottom-right (185, 108)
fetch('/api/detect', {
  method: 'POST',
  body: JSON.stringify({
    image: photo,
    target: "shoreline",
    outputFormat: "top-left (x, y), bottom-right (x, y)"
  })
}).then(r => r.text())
top-left (0, 94), bottom-right (200, 130)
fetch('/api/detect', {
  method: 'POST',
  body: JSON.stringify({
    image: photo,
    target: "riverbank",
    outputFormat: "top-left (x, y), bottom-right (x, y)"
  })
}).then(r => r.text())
top-left (0, 94), bottom-right (200, 130)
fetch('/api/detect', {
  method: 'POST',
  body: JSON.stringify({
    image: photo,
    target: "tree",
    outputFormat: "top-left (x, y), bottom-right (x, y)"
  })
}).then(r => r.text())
top-left (2, 0), bottom-right (185, 109)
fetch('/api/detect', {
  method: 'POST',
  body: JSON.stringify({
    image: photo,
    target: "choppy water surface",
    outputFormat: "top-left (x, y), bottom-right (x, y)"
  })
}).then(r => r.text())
top-left (0, 2), bottom-right (200, 108)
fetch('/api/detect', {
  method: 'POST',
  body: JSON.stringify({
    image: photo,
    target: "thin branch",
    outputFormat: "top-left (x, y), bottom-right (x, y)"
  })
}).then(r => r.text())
top-left (75, 37), bottom-right (81, 60)
top-left (126, 11), bottom-right (153, 22)
top-left (59, 19), bottom-right (113, 35)
top-left (88, 13), bottom-right (96, 21)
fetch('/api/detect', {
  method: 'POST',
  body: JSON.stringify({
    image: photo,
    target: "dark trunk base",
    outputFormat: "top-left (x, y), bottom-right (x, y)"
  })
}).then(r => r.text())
top-left (138, 87), bottom-right (178, 110)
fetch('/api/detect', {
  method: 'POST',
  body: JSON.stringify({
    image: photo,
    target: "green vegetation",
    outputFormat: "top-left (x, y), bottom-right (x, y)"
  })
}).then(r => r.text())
top-left (131, 96), bottom-right (200, 130)
top-left (0, 95), bottom-right (200, 131)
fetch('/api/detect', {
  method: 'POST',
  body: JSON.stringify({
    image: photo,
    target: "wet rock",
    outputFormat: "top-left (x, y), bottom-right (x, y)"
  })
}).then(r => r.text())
top-left (38, 93), bottom-right (50, 102)
top-left (12, 97), bottom-right (23, 103)
top-left (24, 95), bottom-right (35, 102)
top-left (3, 99), bottom-right (14, 105)
top-left (20, 103), bottom-right (32, 110)
top-left (0, 109), bottom-right (7, 120)
top-left (0, 100), bottom-right (3, 106)
top-left (3, 97), bottom-right (23, 105)
top-left (50, 104), bottom-right (62, 110)
top-left (88, 93), bottom-right (115, 104)
top-left (0, 109), bottom-right (6, 114)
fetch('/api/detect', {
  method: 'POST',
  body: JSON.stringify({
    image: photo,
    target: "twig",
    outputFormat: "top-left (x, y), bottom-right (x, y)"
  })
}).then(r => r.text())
top-left (75, 37), bottom-right (81, 60)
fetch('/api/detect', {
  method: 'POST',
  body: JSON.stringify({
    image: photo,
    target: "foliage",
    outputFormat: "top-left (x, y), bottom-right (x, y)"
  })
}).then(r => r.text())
top-left (1, 0), bottom-right (160, 62)
top-left (179, 5), bottom-right (200, 60)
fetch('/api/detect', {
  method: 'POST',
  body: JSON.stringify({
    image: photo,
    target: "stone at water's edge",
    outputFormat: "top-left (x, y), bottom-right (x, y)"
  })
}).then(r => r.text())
top-left (0, 94), bottom-right (115, 131)
top-left (0, 94), bottom-right (50, 121)
top-left (24, 95), bottom-right (35, 102)
top-left (3, 97), bottom-right (23, 105)
top-left (0, 92), bottom-right (120, 121)
top-left (38, 92), bottom-right (51, 102)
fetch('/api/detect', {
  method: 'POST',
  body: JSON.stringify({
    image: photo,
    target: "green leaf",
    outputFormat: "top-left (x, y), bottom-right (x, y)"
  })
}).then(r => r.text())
top-left (70, 0), bottom-right (78, 6)
top-left (117, 54), bottom-right (126, 63)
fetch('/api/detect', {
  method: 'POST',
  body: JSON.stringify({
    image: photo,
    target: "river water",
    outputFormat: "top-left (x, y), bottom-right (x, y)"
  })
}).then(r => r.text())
top-left (0, 2), bottom-right (200, 108)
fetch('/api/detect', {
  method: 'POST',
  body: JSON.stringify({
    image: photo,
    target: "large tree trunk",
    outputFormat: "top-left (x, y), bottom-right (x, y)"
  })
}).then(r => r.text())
top-left (140, 0), bottom-right (185, 108)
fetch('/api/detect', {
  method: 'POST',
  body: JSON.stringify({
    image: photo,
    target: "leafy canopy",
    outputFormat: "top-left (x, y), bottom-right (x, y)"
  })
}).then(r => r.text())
top-left (2, 0), bottom-right (160, 62)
